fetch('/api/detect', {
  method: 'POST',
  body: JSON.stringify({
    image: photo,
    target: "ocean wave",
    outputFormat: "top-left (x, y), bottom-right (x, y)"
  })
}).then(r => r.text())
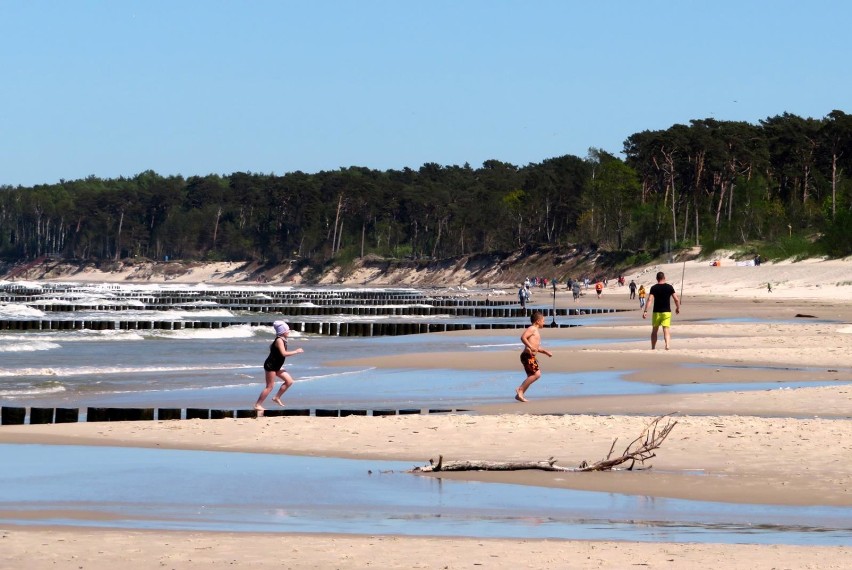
top-left (0, 363), bottom-right (258, 377)
top-left (251, 327), bottom-right (303, 338)
top-left (0, 385), bottom-right (67, 398)
top-left (28, 296), bottom-right (146, 307)
top-left (163, 308), bottom-right (236, 317)
top-left (0, 330), bottom-right (147, 342)
top-left (147, 325), bottom-right (256, 340)
top-left (467, 343), bottom-right (522, 349)
top-left (0, 325), bottom-right (260, 342)
top-left (297, 367), bottom-right (375, 383)
top-left (196, 381), bottom-right (259, 391)
top-left (0, 303), bottom-right (47, 318)
top-left (311, 314), bottom-right (452, 322)
top-left (0, 341), bottom-right (62, 352)
top-left (43, 308), bottom-right (237, 320)
top-left (182, 367), bottom-right (376, 390)
top-left (0, 280), bottom-right (44, 290)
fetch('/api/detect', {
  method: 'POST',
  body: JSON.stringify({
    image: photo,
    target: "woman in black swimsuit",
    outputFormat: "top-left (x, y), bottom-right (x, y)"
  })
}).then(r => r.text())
top-left (254, 320), bottom-right (304, 411)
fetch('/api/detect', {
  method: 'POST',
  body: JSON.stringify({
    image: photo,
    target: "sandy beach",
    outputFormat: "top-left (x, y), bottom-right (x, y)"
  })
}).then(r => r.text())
top-left (2, 257), bottom-right (852, 568)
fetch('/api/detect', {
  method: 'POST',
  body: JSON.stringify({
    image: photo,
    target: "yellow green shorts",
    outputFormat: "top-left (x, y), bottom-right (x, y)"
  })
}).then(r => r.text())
top-left (652, 312), bottom-right (672, 327)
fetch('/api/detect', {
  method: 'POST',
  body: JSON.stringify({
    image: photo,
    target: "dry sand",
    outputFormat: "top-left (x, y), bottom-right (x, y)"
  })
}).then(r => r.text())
top-left (2, 257), bottom-right (852, 569)
top-left (3, 527), bottom-right (851, 570)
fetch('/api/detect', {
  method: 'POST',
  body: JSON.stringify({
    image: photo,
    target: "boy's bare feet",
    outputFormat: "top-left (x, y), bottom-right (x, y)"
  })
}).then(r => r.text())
top-left (254, 404), bottom-right (264, 411)
top-left (272, 397), bottom-right (284, 407)
top-left (515, 389), bottom-right (528, 403)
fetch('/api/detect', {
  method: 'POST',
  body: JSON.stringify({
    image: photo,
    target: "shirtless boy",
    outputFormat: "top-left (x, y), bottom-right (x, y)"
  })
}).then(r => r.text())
top-left (515, 311), bottom-right (553, 402)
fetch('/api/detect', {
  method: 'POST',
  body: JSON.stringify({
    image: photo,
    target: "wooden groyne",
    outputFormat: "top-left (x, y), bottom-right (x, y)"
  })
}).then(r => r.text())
top-left (0, 318), bottom-right (591, 335)
top-left (0, 299), bottom-right (611, 318)
top-left (0, 282), bottom-right (627, 336)
top-left (0, 283), bottom-right (603, 314)
top-left (0, 405), bottom-right (466, 424)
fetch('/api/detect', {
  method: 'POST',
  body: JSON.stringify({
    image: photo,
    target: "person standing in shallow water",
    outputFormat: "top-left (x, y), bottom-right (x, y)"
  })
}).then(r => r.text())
top-left (643, 271), bottom-right (681, 350)
top-left (255, 320), bottom-right (304, 411)
top-left (515, 311), bottom-right (553, 402)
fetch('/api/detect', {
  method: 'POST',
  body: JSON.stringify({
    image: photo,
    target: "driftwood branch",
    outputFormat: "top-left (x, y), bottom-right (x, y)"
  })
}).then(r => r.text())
top-left (411, 414), bottom-right (678, 474)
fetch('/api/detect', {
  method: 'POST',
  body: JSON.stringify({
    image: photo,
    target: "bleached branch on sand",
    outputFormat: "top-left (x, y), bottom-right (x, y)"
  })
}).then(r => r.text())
top-left (410, 414), bottom-right (678, 474)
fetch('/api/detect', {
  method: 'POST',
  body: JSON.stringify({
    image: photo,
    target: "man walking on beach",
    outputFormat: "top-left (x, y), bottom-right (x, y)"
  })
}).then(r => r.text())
top-left (515, 311), bottom-right (553, 402)
top-left (572, 280), bottom-right (581, 302)
top-left (642, 271), bottom-right (681, 350)
top-left (518, 284), bottom-right (530, 310)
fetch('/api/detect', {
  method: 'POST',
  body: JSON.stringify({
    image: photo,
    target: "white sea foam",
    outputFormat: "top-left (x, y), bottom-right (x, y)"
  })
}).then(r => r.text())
top-left (0, 281), bottom-right (44, 290)
top-left (196, 381), bottom-right (259, 391)
top-left (185, 368), bottom-right (375, 390)
top-left (0, 330), bottom-right (146, 342)
top-left (54, 308), bottom-right (238, 320)
top-left (315, 314), bottom-right (452, 322)
top-left (172, 308), bottom-right (235, 317)
top-left (0, 303), bottom-right (47, 318)
top-left (0, 341), bottom-right (61, 352)
top-left (148, 325), bottom-right (256, 340)
top-left (297, 367), bottom-right (375, 383)
top-left (28, 297), bottom-right (145, 307)
top-left (252, 327), bottom-right (303, 338)
top-left (468, 343), bottom-right (522, 349)
top-left (0, 363), bottom-right (258, 377)
top-left (0, 385), bottom-right (67, 398)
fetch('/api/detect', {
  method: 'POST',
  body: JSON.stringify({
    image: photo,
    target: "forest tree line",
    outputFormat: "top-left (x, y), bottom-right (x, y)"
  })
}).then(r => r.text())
top-left (2, 110), bottom-right (850, 267)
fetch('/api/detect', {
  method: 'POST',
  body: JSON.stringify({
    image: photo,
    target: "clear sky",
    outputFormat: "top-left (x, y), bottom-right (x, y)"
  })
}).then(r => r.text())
top-left (1, 0), bottom-right (850, 187)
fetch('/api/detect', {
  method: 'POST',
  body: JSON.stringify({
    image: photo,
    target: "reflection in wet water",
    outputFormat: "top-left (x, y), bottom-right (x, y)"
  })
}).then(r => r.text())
top-left (1, 444), bottom-right (850, 545)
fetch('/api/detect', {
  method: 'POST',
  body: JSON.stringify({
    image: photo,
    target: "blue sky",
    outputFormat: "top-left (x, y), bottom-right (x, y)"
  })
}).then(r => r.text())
top-left (1, 0), bottom-right (850, 187)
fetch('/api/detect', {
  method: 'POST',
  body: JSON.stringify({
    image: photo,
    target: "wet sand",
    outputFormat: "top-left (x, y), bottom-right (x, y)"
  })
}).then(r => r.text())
top-left (5, 527), bottom-right (851, 570)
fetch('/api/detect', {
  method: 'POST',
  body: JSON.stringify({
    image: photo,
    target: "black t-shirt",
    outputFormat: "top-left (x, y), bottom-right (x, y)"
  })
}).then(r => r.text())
top-left (648, 283), bottom-right (676, 313)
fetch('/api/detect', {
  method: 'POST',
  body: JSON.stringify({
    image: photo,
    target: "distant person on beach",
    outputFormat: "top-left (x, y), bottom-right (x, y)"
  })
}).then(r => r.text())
top-left (638, 284), bottom-right (647, 308)
top-left (572, 281), bottom-right (581, 302)
top-left (518, 284), bottom-right (529, 310)
top-left (515, 311), bottom-right (553, 402)
top-left (255, 320), bottom-right (304, 411)
top-left (595, 280), bottom-right (604, 298)
top-left (629, 280), bottom-right (637, 299)
top-left (642, 272), bottom-right (681, 350)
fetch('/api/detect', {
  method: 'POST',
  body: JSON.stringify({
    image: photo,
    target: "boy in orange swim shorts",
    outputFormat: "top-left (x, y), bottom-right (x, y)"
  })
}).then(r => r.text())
top-left (515, 311), bottom-right (553, 402)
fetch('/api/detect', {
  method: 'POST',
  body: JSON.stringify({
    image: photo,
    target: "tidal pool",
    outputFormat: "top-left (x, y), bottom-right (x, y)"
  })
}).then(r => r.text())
top-left (1, 444), bottom-right (849, 545)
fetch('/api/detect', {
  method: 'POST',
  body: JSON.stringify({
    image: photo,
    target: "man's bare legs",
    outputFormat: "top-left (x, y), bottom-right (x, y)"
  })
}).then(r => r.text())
top-left (515, 371), bottom-right (541, 402)
top-left (650, 326), bottom-right (671, 350)
top-left (271, 371), bottom-right (294, 406)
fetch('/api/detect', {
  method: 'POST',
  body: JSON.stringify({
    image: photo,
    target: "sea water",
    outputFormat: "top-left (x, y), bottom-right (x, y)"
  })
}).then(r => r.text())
top-left (0, 282), bottom-right (846, 410)
top-left (1, 444), bottom-right (850, 544)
